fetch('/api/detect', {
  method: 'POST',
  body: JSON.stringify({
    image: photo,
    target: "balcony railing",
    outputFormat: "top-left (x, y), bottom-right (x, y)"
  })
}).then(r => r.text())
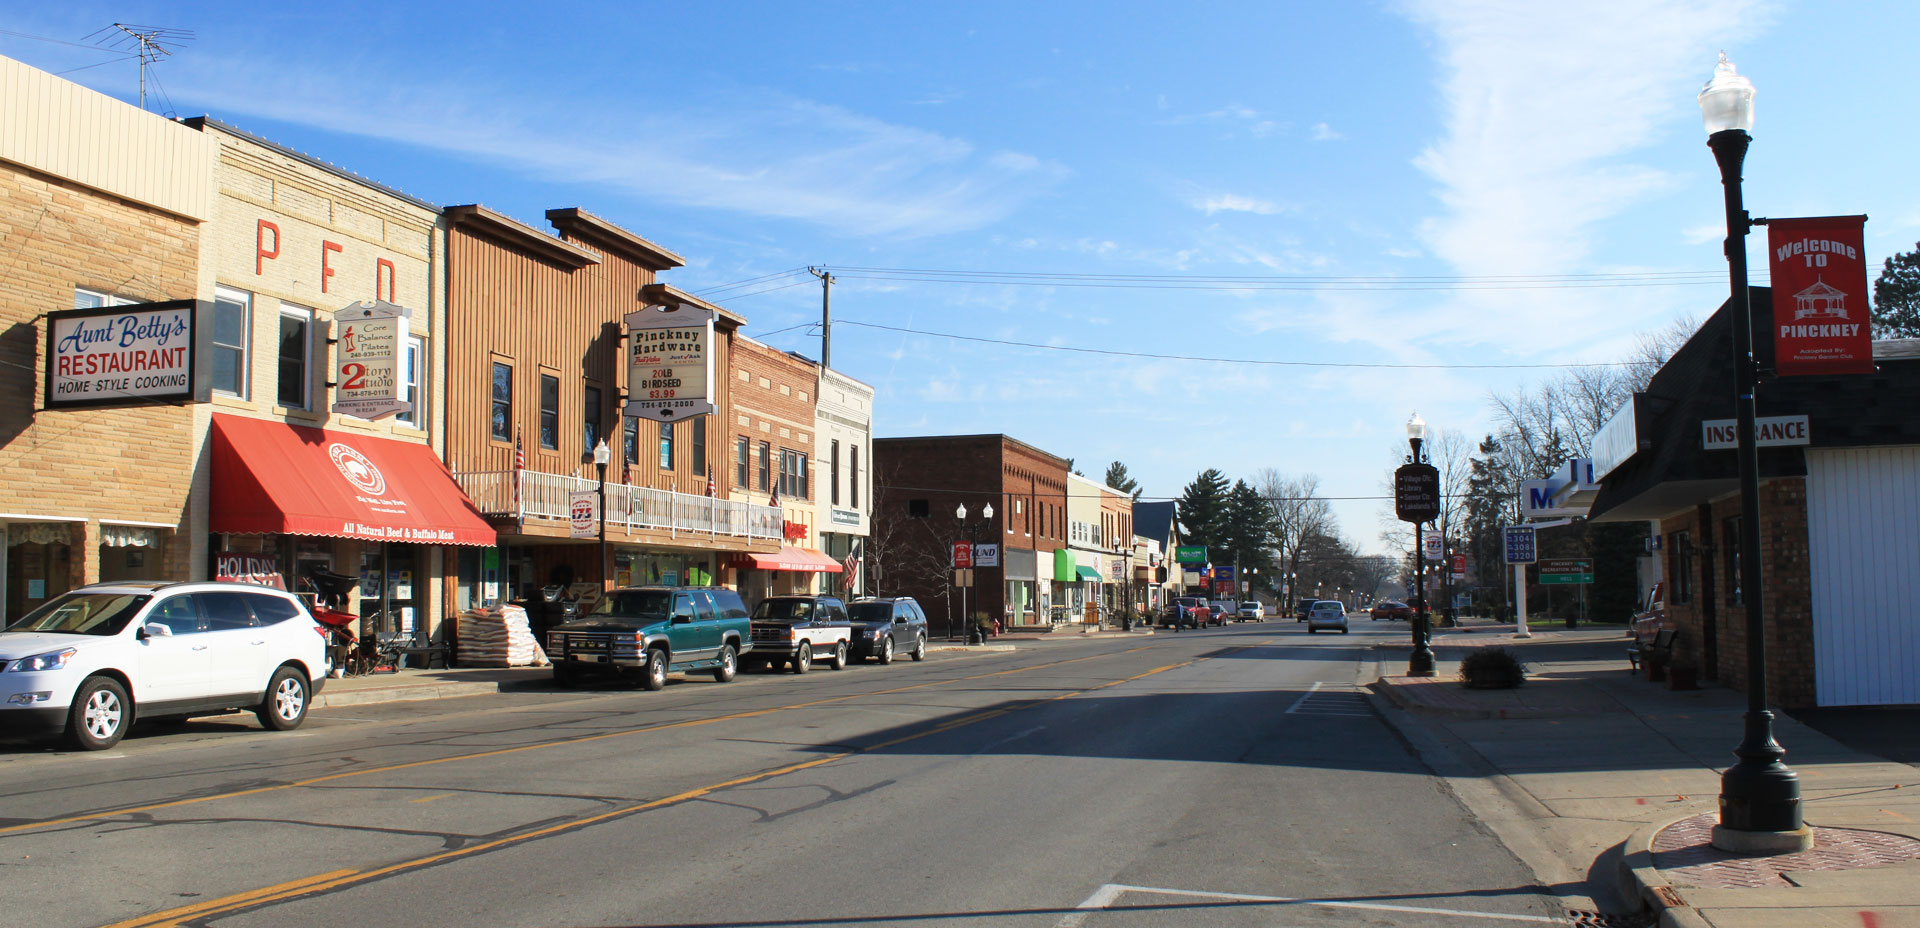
top-left (453, 468), bottom-right (782, 541)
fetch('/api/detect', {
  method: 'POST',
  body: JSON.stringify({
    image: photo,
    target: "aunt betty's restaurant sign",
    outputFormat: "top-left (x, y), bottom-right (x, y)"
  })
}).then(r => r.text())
top-left (45, 300), bottom-right (210, 409)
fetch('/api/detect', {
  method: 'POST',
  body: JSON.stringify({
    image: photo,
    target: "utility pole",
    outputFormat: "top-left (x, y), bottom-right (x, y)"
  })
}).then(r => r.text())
top-left (808, 267), bottom-right (834, 369)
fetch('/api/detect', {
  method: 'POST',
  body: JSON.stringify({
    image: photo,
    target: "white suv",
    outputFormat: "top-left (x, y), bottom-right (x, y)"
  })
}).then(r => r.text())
top-left (0, 581), bottom-right (329, 750)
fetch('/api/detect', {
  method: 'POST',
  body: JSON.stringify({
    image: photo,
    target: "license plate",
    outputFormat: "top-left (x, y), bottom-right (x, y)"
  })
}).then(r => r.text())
top-left (569, 653), bottom-right (605, 663)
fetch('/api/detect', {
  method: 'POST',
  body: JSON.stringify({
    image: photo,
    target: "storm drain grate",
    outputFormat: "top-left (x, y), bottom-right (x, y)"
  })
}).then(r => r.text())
top-left (1562, 909), bottom-right (1653, 928)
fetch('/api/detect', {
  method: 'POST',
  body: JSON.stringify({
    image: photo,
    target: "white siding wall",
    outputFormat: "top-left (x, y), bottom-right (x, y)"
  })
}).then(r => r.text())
top-left (0, 55), bottom-right (214, 220)
top-left (1807, 446), bottom-right (1920, 706)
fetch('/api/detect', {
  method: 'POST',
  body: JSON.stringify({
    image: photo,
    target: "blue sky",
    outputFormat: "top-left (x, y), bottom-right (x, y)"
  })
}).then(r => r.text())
top-left (7, 1), bottom-right (1916, 552)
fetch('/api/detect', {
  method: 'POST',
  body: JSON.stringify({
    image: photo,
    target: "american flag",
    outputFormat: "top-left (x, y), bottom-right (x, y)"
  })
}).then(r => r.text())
top-left (512, 427), bottom-right (525, 508)
top-left (769, 487), bottom-right (781, 509)
top-left (705, 461), bottom-right (715, 498)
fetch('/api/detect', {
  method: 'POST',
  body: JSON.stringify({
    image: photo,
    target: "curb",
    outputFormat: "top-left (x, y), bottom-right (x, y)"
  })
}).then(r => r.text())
top-left (1614, 817), bottom-right (1711, 928)
top-left (313, 679), bottom-right (516, 708)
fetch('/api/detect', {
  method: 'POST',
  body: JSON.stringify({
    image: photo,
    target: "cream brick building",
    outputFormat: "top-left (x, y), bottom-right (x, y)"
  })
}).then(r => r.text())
top-left (0, 55), bottom-right (215, 624)
top-left (183, 118), bottom-right (483, 643)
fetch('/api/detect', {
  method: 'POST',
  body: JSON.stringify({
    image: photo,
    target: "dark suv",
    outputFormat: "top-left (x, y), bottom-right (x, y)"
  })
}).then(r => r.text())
top-left (847, 597), bottom-right (929, 664)
top-left (746, 595), bottom-right (854, 673)
top-left (546, 586), bottom-right (752, 690)
top-left (1295, 599), bottom-right (1317, 622)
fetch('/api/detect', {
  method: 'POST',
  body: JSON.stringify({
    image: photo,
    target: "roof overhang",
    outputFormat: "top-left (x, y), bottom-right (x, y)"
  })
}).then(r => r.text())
top-left (546, 207), bottom-right (685, 271)
top-left (445, 204), bottom-right (600, 269)
top-left (640, 283), bottom-right (747, 329)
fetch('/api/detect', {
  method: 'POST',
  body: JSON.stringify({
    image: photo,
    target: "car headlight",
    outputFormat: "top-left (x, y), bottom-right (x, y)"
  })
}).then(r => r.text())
top-left (4, 648), bottom-right (77, 673)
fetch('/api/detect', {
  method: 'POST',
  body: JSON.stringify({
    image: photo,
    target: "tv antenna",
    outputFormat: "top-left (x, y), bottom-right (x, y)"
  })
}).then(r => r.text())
top-left (85, 23), bottom-right (194, 112)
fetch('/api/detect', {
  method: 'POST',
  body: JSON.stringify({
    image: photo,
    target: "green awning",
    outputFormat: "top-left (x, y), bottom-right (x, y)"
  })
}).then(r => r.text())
top-left (1075, 566), bottom-right (1103, 582)
top-left (1054, 549), bottom-right (1077, 582)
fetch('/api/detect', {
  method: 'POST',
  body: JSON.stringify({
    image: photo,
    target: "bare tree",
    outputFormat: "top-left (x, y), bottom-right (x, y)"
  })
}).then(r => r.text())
top-left (1256, 468), bottom-right (1334, 604)
top-left (1621, 315), bottom-right (1699, 391)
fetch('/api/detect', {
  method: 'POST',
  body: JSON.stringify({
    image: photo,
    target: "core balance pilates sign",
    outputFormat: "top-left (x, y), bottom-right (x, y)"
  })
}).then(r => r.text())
top-left (1768, 215), bottom-right (1873, 377)
top-left (45, 299), bottom-right (208, 409)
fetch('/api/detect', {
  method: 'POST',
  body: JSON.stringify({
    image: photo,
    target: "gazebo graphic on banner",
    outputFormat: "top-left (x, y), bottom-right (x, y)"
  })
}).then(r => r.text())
top-left (1791, 278), bottom-right (1849, 321)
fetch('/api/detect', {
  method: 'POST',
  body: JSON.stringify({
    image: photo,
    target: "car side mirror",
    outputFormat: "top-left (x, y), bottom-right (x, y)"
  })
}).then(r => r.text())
top-left (143, 623), bottom-right (174, 638)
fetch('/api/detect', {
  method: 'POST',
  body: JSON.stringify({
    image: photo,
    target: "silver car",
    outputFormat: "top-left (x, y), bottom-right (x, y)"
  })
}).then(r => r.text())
top-left (1305, 600), bottom-right (1349, 634)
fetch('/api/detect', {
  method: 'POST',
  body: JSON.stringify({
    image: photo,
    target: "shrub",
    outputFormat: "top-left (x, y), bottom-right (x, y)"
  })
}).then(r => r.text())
top-left (1458, 647), bottom-right (1526, 689)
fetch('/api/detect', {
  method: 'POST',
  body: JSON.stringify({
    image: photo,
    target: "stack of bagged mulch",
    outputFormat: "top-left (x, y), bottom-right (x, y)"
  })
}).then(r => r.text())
top-left (456, 603), bottom-right (548, 667)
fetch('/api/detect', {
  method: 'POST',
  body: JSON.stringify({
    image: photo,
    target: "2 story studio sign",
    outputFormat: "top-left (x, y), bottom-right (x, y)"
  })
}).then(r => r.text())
top-left (45, 299), bottom-right (209, 409)
top-left (331, 300), bottom-right (412, 420)
top-left (1768, 215), bottom-right (1874, 377)
top-left (625, 302), bottom-right (717, 421)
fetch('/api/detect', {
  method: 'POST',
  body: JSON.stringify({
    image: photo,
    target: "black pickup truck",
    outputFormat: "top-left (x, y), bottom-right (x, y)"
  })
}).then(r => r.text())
top-left (745, 595), bottom-right (854, 673)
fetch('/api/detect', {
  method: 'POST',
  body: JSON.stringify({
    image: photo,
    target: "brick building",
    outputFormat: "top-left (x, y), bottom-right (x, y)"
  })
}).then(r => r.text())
top-left (1590, 290), bottom-right (1920, 707)
top-left (871, 435), bottom-right (1069, 636)
top-left (815, 367), bottom-right (874, 598)
top-left (0, 56), bottom-right (214, 624)
top-left (726, 337), bottom-right (840, 608)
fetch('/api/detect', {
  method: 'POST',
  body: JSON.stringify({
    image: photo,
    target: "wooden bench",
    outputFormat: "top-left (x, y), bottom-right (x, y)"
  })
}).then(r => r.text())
top-left (1627, 629), bottom-right (1677, 674)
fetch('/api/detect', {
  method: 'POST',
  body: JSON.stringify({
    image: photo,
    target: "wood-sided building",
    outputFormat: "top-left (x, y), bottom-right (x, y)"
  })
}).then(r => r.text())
top-left (442, 205), bottom-right (779, 615)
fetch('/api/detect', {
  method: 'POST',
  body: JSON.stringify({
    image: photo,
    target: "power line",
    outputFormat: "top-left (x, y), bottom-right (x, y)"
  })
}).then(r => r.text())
top-left (692, 267), bottom-right (810, 297)
top-left (824, 264), bottom-right (1746, 292)
top-left (841, 320), bottom-right (1634, 370)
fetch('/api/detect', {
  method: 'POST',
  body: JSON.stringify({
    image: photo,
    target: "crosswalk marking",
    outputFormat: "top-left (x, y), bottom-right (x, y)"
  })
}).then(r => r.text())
top-left (1284, 681), bottom-right (1377, 717)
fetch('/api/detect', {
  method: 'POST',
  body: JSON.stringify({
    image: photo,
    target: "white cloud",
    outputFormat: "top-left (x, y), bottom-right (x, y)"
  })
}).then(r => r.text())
top-left (1397, 0), bottom-right (1771, 348)
top-left (161, 55), bottom-right (1064, 240)
top-left (1194, 193), bottom-right (1282, 215)
top-left (1310, 122), bottom-right (1343, 141)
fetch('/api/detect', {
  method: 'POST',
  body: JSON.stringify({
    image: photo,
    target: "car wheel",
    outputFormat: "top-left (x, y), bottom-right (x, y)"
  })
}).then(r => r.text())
top-left (878, 636), bottom-right (895, 665)
top-left (67, 676), bottom-right (130, 751)
top-left (256, 665), bottom-right (311, 731)
top-left (792, 642), bottom-right (813, 674)
top-left (1308, 626), bottom-right (1317, 634)
top-left (713, 644), bottom-right (737, 683)
top-left (1342, 627), bottom-right (1351, 635)
top-left (828, 641), bottom-right (847, 671)
top-left (641, 648), bottom-right (668, 691)
top-left (910, 634), bottom-right (926, 661)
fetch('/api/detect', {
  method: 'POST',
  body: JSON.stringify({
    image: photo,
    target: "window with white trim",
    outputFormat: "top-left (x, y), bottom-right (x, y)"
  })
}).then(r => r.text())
top-left (73, 288), bottom-right (138, 309)
top-left (396, 334), bottom-right (427, 426)
top-left (277, 304), bottom-right (312, 410)
top-left (212, 286), bottom-right (251, 397)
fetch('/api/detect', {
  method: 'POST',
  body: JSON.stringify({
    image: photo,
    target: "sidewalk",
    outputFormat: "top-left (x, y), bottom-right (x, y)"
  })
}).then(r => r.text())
top-left (1371, 620), bottom-right (1920, 927)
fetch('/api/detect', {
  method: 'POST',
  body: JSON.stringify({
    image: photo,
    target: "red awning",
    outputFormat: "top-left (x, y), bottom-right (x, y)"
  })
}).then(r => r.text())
top-left (209, 414), bottom-right (496, 546)
top-left (730, 546), bottom-right (844, 573)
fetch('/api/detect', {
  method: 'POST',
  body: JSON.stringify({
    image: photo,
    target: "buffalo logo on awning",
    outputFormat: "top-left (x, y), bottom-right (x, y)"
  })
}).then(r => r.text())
top-left (328, 442), bottom-right (387, 495)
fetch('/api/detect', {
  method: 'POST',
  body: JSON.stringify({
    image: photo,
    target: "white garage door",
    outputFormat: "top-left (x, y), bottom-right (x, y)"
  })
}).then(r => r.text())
top-left (1807, 446), bottom-right (1920, 706)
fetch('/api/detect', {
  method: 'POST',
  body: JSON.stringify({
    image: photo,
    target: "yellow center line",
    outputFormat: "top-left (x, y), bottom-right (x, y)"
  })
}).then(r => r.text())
top-left (99, 656), bottom-right (1200, 928)
top-left (407, 793), bottom-right (453, 804)
top-left (1, 645), bottom-right (1159, 837)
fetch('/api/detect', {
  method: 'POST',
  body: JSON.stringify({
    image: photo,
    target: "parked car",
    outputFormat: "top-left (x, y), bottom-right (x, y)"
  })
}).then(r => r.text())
top-left (1207, 600), bottom-right (1235, 626)
top-left (1237, 601), bottom-right (1264, 622)
top-left (1163, 596), bottom-right (1209, 629)
top-left (547, 586), bottom-right (752, 690)
top-left (1295, 599), bottom-right (1317, 622)
top-left (1306, 600), bottom-right (1350, 634)
top-left (746, 595), bottom-right (853, 673)
top-left (0, 581), bottom-right (329, 750)
top-left (1371, 600), bottom-right (1413, 621)
top-left (847, 596), bottom-right (929, 664)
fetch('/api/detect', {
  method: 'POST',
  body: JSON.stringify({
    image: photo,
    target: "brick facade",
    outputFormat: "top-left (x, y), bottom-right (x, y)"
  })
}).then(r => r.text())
top-left (730, 337), bottom-right (821, 599)
top-left (1656, 477), bottom-right (1815, 708)
top-left (872, 435), bottom-right (1069, 635)
top-left (0, 160), bottom-right (203, 621)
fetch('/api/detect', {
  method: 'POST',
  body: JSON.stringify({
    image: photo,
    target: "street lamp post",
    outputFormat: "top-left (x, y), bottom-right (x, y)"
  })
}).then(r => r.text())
top-left (1700, 54), bottom-right (1806, 852)
top-left (955, 503), bottom-right (994, 643)
top-left (593, 439), bottom-right (612, 589)
top-left (1406, 414), bottom-right (1437, 677)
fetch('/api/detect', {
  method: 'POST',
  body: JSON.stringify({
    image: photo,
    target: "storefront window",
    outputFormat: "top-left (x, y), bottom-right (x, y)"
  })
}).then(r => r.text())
top-left (583, 385), bottom-right (603, 451)
top-left (397, 335), bottom-right (426, 426)
top-left (98, 525), bottom-right (165, 584)
top-left (539, 374), bottom-right (559, 449)
top-left (490, 362), bottom-right (512, 442)
top-left (659, 420), bottom-right (675, 470)
top-left (6, 523), bottom-right (74, 623)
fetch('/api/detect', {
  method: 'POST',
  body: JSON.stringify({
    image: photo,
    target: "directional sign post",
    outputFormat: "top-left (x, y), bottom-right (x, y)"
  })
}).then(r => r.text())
top-left (1538, 558), bottom-right (1594, 585)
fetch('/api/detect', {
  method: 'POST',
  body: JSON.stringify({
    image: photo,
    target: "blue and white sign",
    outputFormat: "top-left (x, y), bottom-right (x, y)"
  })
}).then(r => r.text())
top-left (1504, 526), bottom-right (1537, 565)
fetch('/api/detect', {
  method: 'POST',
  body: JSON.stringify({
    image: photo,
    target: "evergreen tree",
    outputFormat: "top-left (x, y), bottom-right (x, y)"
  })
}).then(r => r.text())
top-left (1175, 468), bottom-right (1231, 554)
top-left (1104, 461), bottom-right (1141, 500)
top-left (1463, 433), bottom-right (1514, 611)
top-left (1874, 242), bottom-right (1920, 338)
top-left (1223, 479), bottom-right (1276, 573)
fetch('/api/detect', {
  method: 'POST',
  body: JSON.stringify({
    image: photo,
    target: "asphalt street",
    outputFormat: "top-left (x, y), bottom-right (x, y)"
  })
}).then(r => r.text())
top-left (0, 621), bottom-right (1567, 928)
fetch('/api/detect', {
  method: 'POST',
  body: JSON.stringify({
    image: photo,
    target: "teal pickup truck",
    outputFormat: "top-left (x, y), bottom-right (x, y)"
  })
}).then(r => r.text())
top-left (544, 586), bottom-right (753, 690)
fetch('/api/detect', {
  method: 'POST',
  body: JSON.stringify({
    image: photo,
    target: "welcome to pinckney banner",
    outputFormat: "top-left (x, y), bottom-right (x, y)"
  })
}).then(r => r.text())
top-left (1768, 215), bottom-right (1873, 376)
